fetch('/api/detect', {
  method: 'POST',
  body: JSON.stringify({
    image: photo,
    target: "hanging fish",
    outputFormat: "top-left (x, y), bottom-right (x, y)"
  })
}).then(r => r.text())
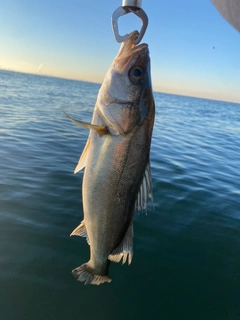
top-left (65, 31), bottom-right (155, 285)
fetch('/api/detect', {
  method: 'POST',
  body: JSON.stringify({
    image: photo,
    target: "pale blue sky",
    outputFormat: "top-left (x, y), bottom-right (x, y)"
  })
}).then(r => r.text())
top-left (0, 0), bottom-right (239, 102)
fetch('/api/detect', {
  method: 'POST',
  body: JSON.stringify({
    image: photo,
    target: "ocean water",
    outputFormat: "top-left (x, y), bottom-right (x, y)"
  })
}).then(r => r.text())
top-left (0, 70), bottom-right (240, 320)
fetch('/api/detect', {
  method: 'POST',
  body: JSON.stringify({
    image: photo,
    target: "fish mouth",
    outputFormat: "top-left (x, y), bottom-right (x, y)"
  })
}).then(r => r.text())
top-left (114, 31), bottom-right (148, 71)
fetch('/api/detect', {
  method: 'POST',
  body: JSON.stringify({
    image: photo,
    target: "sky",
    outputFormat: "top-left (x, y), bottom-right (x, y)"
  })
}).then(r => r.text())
top-left (0, 0), bottom-right (240, 103)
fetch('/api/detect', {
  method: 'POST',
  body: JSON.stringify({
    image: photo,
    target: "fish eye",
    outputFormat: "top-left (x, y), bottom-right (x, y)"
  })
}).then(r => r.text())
top-left (129, 66), bottom-right (144, 83)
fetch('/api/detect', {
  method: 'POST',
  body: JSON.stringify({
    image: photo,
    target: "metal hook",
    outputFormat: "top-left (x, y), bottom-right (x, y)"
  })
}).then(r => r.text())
top-left (122, 0), bottom-right (142, 8)
top-left (111, 4), bottom-right (148, 45)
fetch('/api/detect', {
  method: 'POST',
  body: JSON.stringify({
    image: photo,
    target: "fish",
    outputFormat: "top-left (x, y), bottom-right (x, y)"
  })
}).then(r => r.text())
top-left (66, 31), bottom-right (155, 285)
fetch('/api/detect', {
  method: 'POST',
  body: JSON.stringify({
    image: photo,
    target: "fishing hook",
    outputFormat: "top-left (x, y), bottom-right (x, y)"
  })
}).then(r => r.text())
top-left (112, 0), bottom-right (148, 45)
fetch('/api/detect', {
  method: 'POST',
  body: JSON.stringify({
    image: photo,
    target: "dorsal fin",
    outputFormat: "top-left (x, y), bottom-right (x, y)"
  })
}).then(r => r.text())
top-left (108, 222), bottom-right (133, 265)
top-left (135, 162), bottom-right (154, 213)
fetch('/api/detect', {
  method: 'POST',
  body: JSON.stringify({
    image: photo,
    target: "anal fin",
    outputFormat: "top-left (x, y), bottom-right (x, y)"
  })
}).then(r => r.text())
top-left (108, 222), bottom-right (133, 265)
top-left (70, 220), bottom-right (90, 245)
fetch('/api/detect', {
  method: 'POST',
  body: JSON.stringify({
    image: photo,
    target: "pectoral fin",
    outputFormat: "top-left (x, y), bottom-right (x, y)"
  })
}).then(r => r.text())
top-left (135, 162), bottom-right (154, 213)
top-left (74, 137), bottom-right (90, 173)
top-left (63, 111), bottom-right (109, 136)
top-left (70, 220), bottom-right (90, 245)
top-left (108, 222), bottom-right (133, 265)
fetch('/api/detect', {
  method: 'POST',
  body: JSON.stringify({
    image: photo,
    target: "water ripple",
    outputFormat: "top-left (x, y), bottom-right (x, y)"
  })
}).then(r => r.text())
top-left (1, 71), bottom-right (240, 320)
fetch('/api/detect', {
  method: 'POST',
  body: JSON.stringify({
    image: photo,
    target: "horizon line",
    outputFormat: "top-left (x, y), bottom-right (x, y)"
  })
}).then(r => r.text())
top-left (0, 68), bottom-right (239, 105)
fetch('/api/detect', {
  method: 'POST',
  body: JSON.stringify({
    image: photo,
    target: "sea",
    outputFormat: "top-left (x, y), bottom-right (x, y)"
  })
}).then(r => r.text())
top-left (0, 69), bottom-right (240, 320)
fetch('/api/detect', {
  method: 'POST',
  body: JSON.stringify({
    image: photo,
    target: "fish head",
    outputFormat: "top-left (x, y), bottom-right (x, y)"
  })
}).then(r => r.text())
top-left (97, 31), bottom-right (154, 135)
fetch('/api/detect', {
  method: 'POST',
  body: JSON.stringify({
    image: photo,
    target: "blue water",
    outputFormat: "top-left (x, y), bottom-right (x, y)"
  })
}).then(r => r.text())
top-left (1, 70), bottom-right (240, 320)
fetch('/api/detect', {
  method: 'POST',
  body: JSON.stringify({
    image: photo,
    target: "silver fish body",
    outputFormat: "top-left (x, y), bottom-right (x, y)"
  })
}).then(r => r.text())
top-left (70, 32), bottom-right (155, 285)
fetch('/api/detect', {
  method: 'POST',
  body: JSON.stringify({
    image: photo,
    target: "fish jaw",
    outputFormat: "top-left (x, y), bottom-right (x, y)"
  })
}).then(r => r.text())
top-left (114, 30), bottom-right (149, 73)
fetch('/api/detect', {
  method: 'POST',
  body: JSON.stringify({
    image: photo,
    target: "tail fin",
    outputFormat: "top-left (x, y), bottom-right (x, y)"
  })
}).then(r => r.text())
top-left (72, 263), bottom-right (112, 285)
